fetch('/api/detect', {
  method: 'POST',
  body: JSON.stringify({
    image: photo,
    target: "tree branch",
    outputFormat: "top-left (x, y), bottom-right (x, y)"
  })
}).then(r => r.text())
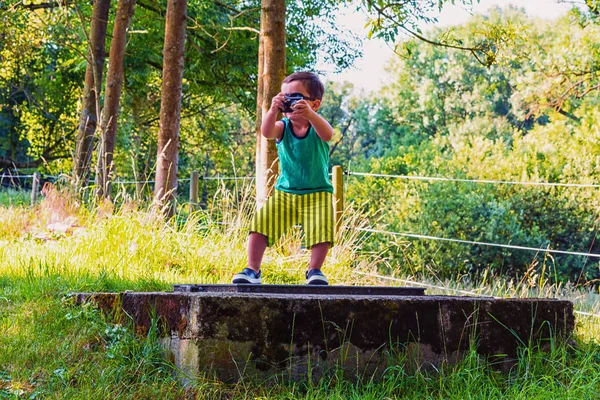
top-left (18, 2), bottom-right (60, 10)
top-left (364, 0), bottom-right (500, 65)
top-left (329, 117), bottom-right (353, 156)
top-left (556, 109), bottom-right (581, 123)
top-left (578, 82), bottom-right (600, 98)
top-left (0, 154), bottom-right (68, 169)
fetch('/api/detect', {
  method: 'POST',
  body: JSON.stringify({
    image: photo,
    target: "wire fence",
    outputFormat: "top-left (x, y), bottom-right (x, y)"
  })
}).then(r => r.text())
top-left (347, 169), bottom-right (600, 318)
top-left (343, 169), bottom-right (600, 259)
top-left (8, 169), bottom-right (596, 188)
top-left (355, 227), bottom-right (600, 260)
top-left (3, 168), bottom-right (600, 260)
top-left (0, 174), bottom-right (255, 185)
top-left (347, 171), bottom-right (600, 189)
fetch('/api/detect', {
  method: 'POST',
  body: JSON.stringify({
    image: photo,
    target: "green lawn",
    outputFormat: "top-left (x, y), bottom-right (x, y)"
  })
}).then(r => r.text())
top-left (1, 188), bottom-right (600, 399)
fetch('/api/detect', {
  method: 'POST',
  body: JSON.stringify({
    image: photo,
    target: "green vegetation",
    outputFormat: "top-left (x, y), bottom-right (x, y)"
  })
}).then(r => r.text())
top-left (3, 3), bottom-right (600, 282)
top-left (0, 189), bottom-right (29, 208)
top-left (323, 7), bottom-right (600, 282)
top-left (2, 2), bottom-right (600, 398)
top-left (1, 186), bottom-right (600, 398)
top-left (0, 0), bottom-right (360, 176)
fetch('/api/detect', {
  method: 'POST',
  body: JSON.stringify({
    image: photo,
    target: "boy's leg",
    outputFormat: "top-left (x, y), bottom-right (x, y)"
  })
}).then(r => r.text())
top-left (306, 242), bottom-right (330, 285)
top-left (248, 232), bottom-right (268, 272)
top-left (308, 242), bottom-right (330, 271)
top-left (234, 190), bottom-right (297, 284)
top-left (300, 191), bottom-right (334, 285)
top-left (233, 232), bottom-right (266, 284)
top-left (301, 191), bottom-right (334, 260)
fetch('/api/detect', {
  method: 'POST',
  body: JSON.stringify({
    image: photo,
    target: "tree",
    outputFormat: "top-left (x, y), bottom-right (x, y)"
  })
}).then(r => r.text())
top-left (359, 0), bottom-right (518, 66)
top-left (255, 0), bottom-right (286, 208)
top-left (95, 0), bottom-right (137, 199)
top-left (341, 7), bottom-right (600, 282)
top-left (0, 2), bottom-right (83, 170)
top-left (153, 0), bottom-right (187, 216)
top-left (73, 0), bottom-right (111, 188)
top-left (509, 9), bottom-right (600, 122)
top-left (1, 0), bottom-right (364, 181)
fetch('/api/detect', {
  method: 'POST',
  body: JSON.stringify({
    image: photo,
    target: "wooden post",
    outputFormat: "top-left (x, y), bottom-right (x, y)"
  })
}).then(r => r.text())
top-left (332, 165), bottom-right (343, 235)
top-left (31, 172), bottom-right (41, 205)
top-left (189, 170), bottom-right (199, 211)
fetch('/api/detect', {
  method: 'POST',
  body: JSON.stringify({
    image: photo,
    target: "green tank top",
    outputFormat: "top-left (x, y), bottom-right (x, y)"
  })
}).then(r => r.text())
top-left (275, 118), bottom-right (333, 194)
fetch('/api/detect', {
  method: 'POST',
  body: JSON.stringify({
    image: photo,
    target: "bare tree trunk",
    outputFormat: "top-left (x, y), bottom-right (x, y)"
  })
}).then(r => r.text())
top-left (153, 0), bottom-right (187, 217)
top-left (255, 28), bottom-right (265, 208)
top-left (255, 0), bottom-right (286, 209)
top-left (95, 0), bottom-right (136, 200)
top-left (73, 0), bottom-right (110, 188)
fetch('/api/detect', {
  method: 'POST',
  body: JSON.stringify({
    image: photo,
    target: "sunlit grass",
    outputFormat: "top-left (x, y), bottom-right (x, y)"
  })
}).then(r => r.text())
top-left (0, 181), bottom-right (369, 289)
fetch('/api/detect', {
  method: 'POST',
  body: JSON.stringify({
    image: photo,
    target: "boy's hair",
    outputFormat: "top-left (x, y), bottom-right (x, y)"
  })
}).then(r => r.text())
top-left (282, 72), bottom-right (324, 100)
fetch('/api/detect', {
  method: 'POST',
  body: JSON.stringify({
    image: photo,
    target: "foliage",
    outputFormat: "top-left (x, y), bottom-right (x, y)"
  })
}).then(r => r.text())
top-left (509, 10), bottom-right (600, 121)
top-left (0, 3), bottom-right (82, 169)
top-left (360, 0), bottom-right (522, 66)
top-left (0, 0), bottom-right (362, 180)
top-left (333, 7), bottom-right (600, 282)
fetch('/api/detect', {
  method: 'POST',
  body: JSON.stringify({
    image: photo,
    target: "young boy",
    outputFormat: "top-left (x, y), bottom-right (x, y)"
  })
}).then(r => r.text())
top-left (232, 71), bottom-right (335, 285)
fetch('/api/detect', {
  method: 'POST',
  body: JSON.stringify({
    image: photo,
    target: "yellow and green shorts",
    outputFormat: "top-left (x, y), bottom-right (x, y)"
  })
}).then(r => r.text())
top-left (250, 190), bottom-right (334, 248)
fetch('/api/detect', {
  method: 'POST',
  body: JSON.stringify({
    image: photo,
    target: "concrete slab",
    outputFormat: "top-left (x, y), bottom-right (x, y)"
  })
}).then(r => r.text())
top-left (74, 290), bottom-right (574, 383)
top-left (173, 284), bottom-right (426, 296)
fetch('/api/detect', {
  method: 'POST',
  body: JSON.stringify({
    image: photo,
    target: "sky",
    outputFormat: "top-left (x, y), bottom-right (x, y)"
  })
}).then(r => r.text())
top-left (319, 0), bottom-right (575, 92)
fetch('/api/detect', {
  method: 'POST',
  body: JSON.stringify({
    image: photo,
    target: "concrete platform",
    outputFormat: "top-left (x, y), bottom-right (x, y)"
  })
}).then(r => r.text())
top-left (74, 286), bottom-right (574, 383)
top-left (173, 284), bottom-right (426, 296)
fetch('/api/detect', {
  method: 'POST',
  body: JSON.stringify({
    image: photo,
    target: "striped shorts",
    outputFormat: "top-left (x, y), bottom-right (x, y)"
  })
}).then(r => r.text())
top-left (250, 190), bottom-right (334, 248)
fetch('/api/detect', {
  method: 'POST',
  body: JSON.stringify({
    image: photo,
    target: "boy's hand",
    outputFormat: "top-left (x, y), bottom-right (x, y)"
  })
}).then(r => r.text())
top-left (270, 93), bottom-right (285, 113)
top-left (289, 100), bottom-right (316, 120)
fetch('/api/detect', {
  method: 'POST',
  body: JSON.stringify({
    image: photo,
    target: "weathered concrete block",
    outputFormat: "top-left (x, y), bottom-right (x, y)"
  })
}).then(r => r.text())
top-left (74, 290), bottom-right (574, 382)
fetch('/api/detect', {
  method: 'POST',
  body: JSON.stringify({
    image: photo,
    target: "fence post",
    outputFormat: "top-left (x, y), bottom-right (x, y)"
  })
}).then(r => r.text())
top-left (332, 165), bottom-right (344, 235)
top-left (31, 172), bottom-right (41, 206)
top-left (189, 170), bottom-right (199, 211)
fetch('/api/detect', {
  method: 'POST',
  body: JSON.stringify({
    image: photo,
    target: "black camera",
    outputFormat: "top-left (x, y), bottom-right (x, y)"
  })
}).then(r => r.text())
top-left (281, 93), bottom-right (304, 113)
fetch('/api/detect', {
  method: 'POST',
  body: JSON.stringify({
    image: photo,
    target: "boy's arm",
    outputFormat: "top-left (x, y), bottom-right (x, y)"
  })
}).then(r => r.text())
top-left (292, 100), bottom-right (334, 142)
top-left (261, 93), bottom-right (285, 140)
top-left (306, 111), bottom-right (334, 142)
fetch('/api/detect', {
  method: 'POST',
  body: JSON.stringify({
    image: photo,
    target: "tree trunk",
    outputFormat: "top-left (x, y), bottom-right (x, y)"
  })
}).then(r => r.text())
top-left (95, 0), bottom-right (136, 200)
top-left (73, 0), bottom-right (111, 189)
top-left (255, 27), bottom-right (265, 208)
top-left (255, 0), bottom-right (286, 209)
top-left (153, 0), bottom-right (187, 217)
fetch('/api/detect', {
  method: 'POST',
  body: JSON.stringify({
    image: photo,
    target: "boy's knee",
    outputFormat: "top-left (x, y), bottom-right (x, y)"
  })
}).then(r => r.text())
top-left (249, 231), bottom-right (268, 242)
top-left (310, 241), bottom-right (331, 250)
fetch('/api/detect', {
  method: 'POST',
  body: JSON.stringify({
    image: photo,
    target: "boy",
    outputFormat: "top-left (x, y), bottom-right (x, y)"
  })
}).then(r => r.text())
top-left (232, 71), bottom-right (335, 285)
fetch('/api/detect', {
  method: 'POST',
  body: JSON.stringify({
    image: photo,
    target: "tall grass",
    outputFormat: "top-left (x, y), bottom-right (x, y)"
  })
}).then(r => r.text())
top-left (1, 182), bottom-right (600, 398)
top-left (0, 188), bottom-right (30, 207)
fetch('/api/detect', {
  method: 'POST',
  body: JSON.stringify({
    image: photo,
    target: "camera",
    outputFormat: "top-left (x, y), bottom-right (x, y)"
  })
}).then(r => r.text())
top-left (281, 93), bottom-right (304, 113)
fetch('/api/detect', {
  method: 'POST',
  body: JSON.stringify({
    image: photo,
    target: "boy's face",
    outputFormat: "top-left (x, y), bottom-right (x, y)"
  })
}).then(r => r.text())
top-left (281, 80), bottom-right (321, 116)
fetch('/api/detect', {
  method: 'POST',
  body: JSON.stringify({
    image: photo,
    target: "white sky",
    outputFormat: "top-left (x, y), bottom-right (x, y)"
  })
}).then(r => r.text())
top-left (319, 0), bottom-right (575, 92)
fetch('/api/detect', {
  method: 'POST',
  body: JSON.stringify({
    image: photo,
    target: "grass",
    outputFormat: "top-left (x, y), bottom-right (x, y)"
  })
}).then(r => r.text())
top-left (0, 188), bottom-right (30, 208)
top-left (1, 183), bottom-right (600, 398)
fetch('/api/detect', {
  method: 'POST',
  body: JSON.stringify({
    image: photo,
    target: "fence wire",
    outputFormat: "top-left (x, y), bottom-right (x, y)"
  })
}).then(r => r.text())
top-left (3, 170), bottom-right (599, 260)
top-left (356, 227), bottom-right (600, 259)
top-left (348, 171), bottom-right (600, 188)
